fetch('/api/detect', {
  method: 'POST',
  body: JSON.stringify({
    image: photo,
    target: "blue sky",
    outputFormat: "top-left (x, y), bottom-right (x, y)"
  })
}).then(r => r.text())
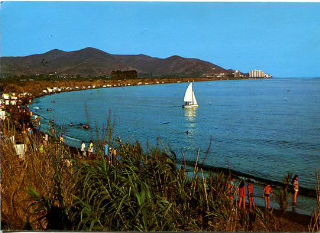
top-left (1, 2), bottom-right (320, 77)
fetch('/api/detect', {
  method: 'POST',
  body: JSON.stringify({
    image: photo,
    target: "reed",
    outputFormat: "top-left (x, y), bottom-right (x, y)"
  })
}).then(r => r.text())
top-left (309, 169), bottom-right (320, 232)
top-left (275, 173), bottom-right (292, 213)
top-left (1, 118), bottom-right (75, 230)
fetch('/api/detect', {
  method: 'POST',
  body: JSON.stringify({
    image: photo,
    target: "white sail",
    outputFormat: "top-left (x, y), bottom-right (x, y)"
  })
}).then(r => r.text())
top-left (192, 91), bottom-right (198, 105)
top-left (184, 83), bottom-right (193, 102)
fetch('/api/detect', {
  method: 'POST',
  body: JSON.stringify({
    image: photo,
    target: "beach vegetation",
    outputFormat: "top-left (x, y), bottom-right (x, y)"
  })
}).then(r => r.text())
top-left (275, 173), bottom-right (292, 213)
top-left (309, 170), bottom-right (320, 232)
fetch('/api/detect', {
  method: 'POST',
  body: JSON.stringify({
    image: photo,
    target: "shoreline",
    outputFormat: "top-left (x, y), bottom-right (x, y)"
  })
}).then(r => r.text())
top-left (183, 160), bottom-right (317, 198)
top-left (2, 76), bottom-right (271, 101)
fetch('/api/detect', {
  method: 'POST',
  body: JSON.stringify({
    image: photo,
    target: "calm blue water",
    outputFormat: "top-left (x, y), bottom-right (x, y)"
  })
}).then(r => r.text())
top-left (31, 78), bottom-right (320, 190)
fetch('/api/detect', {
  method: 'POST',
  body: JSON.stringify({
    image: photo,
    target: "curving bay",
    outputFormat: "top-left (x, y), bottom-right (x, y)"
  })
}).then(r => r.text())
top-left (31, 77), bottom-right (320, 190)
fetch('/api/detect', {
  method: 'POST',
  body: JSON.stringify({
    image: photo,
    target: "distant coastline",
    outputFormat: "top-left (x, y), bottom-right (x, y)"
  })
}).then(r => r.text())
top-left (2, 76), bottom-right (271, 102)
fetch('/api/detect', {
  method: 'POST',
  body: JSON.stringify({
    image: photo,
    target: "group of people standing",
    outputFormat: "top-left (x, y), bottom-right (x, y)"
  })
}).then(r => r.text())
top-left (80, 140), bottom-right (117, 163)
top-left (229, 178), bottom-right (256, 211)
top-left (81, 140), bottom-right (94, 159)
top-left (228, 175), bottom-right (299, 211)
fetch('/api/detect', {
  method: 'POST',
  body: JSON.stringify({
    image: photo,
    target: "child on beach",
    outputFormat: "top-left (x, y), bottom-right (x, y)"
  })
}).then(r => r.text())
top-left (81, 141), bottom-right (86, 157)
top-left (263, 184), bottom-right (273, 209)
top-left (59, 134), bottom-right (64, 144)
top-left (88, 140), bottom-right (94, 159)
top-left (238, 180), bottom-right (246, 209)
top-left (247, 180), bottom-right (255, 211)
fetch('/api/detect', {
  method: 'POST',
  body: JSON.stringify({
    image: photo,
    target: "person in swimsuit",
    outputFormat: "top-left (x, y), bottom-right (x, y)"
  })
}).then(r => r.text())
top-left (292, 175), bottom-right (299, 204)
top-left (88, 140), bottom-right (94, 159)
top-left (247, 180), bottom-right (255, 211)
top-left (238, 180), bottom-right (246, 209)
top-left (227, 177), bottom-right (236, 202)
top-left (263, 184), bottom-right (273, 209)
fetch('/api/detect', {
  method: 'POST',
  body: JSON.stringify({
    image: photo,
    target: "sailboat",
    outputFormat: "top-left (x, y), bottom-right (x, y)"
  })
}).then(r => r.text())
top-left (182, 83), bottom-right (198, 108)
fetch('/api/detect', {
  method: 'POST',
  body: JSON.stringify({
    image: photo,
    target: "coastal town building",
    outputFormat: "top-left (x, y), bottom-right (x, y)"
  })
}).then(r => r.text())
top-left (1, 92), bottom-right (29, 106)
top-left (233, 70), bottom-right (248, 78)
top-left (2, 94), bottom-right (10, 100)
top-left (249, 69), bottom-right (272, 78)
top-left (234, 70), bottom-right (241, 78)
top-left (215, 72), bottom-right (227, 78)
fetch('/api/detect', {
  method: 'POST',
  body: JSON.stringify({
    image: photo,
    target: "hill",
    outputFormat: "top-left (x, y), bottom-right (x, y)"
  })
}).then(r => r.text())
top-left (1, 47), bottom-right (231, 78)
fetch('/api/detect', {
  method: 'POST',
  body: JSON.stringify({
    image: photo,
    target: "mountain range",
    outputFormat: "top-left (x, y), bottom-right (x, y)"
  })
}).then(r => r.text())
top-left (1, 47), bottom-right (233, 78)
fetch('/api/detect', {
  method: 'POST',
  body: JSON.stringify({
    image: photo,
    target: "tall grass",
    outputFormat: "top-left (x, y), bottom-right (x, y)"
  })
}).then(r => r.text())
top-left (1, 119), bottom-right (74, 230)
top-left (309, 170), bottom-right (320, 232)
top-left (275, 173), bottom-right (292, 213)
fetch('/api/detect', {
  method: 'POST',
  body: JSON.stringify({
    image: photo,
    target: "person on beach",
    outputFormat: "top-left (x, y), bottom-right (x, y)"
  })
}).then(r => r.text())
top-left (88, 140), bottom-right (94, 159)
top-left (43, 133), bottom-right (48, 146)
top-left (27, 127), bottom-right (32, 135)
top-left (81, 141), bottom-right (86, 157)
top-left (292, 175), bottom-right (299, 204)
top-left (247, 180), bottom-right (255, 211)
top-left (263, 184), bottom-right (273, 209)
top-left (59, 134), bottom-right (64, 144)
top-left (104, 142), bottom-right (111, 163)
top-left (112, 147), bottom-right (117, 163)
top-left (227, 177), bottom-right (236, 201)
top-left (238, 180), bottom-right (246, 209)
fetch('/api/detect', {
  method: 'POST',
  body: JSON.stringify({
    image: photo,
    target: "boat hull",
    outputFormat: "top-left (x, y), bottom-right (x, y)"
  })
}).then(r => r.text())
top-left (182, 104), bottom-right (198, 108)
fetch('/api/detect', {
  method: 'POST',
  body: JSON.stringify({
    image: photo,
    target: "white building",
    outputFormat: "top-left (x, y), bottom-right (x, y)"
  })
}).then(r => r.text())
top-left (264, 73), bottom-right (272, 78)
top-left (249, 70), bottom-right (268, 78)
top-left (2, 94), bottom-right (10, 100)
top-left (234, 70), bottom-right (241, 78)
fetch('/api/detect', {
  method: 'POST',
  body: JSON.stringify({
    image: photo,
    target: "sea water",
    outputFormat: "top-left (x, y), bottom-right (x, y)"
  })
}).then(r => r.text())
top-left (31, 77), bottom-right (320, 192)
